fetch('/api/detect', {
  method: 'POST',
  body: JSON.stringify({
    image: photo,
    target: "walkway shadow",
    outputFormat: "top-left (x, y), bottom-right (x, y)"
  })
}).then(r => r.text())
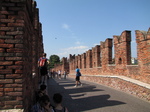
top-left (70, 94), bottom-right (125, 112)
top-left (47, 78), bottom-right (126, 112)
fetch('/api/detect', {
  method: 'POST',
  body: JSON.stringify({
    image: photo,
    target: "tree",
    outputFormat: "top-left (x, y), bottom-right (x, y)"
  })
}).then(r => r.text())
top-left (48, 55), bottom-right (60, 69)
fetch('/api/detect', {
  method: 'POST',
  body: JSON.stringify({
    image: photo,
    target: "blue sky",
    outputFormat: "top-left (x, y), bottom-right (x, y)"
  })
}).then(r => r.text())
top-left (35, 0), bottom-right (150, 59)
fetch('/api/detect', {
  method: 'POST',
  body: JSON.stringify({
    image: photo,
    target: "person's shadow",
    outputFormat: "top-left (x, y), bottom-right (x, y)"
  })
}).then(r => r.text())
top-left (69, 94), bottom-right (125, 112)
top-left (47, 79), bottom-right (126, 112)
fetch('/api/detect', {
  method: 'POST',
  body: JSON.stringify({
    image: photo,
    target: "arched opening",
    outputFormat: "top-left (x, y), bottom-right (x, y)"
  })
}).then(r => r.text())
top-left (119, 58), bottom-right (122, 64)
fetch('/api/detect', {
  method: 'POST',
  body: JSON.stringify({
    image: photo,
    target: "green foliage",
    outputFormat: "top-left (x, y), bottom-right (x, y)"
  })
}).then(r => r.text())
top-left (48, 55), bottom-right (61, 69)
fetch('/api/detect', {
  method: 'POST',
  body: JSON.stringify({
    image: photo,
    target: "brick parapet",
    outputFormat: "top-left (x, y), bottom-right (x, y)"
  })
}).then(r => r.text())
top-left (92, 45), bottom-right (100, 68)
top-left (135, 29), bottom-right (150, 77)
top-left (68, 74), bottom-right (150, 102)
top-left (86, 49), bottom-right (92, 68)
top-left (67, 28), bottom-right (150, 85)
top-left (0, 0), bottom-right (43, 111)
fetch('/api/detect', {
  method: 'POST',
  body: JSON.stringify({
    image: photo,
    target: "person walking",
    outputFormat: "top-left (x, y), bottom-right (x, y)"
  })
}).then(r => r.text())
top-left (58, 69), bottom-right (61, 79)
top-left (38, 53), bottom-right (48, 84)
top-left (74, 66), bottom-right (82, 87)
top-left (64, 70), bottom-right (67, 79)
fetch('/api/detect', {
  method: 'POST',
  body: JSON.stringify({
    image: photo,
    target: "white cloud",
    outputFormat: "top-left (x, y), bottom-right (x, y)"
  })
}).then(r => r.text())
top-left (63, 46), bottom-right (88, 50)
top-left (62, 23), bottom-right (70, 30)
top-left (58, 45), bottom-right (89, 58)
top-left (75, 41), bottom-right (81, 45)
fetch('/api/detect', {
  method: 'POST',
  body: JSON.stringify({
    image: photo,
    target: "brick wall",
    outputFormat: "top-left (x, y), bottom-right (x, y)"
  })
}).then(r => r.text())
top-left (51, 57), bottom-right (69, 74)
top-left (0, 0), bottom-right (43, 111)
top-left (68, 29), bottom-right (150, 84)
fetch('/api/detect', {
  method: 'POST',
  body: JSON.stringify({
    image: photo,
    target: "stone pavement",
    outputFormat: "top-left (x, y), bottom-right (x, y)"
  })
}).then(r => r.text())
top-left (46, 77), bottom-right (150, 112)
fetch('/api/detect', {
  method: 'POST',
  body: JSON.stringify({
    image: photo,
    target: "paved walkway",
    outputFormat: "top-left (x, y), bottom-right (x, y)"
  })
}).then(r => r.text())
top-left (46, 77), bottom-right (150, 112)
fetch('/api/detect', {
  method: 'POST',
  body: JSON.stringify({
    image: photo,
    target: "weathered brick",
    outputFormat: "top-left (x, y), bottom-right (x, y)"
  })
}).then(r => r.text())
top-left (0, 23), bottom-right (7, 27)
top-left (1, 15), bottom-right (7, 19)
top-left (0, 84), bottom-right (4, 88)
top-left (0, 53), bottom-right (14, 56)
top-left (8, 23), bottom-right (24, 27)
top-left (16, 96), bottom-right (23, 101)
top-left (0, 92), bottom-right (4, 97)
top-left (0, 36), bottom-right (13, 39)
top-left (16, 20), bottom-right (24, 23)
top-left (6, 31), bottom-right (23, 35)
top-left (15, 53), bottom-right (23, 56)
top-left (5, 84), bottom-right (22, 88)
top-left (2, 3), bottom-right (15, 6)
top-left (8, 7), bottom-right (23, 11)
top-left (0, 79), bottom-right (13, 83)
top-left (5, 39), bottom-right (23, 44)
top-left (5, 101), bottom-right (22, 105)
top-left (7, 65), bottom-right (23, 69)
top-left (0, 11), bottom-right (15, 15)
top-left (0, 57), bottom-right (4, 60)
top-left (0, 39), bottom-right (5, 43)
top-left (0, 31), bottom-right (5, 35)
top-left (0, 27), bottom-right (15, 31)
top-left (15, 105), bottom-right (23, 109)
top-left (15, 35), bottom-right (23, 39)
top-left (7, 48), bottom-right (23, 53)
top-left (15, 88), bottom-right (22, 92)
top-left (15, 44), bottom-right (23, 48)
top-left (11, 0), bottom-right (26, 2)
top-left (15, 70), bottom-right (23, 74)
top-left (0, 19), bottom-right (15, 23)
top-left (15, 79), bottom-right (22, 83)
top-left (0, 88), bottom-right (3, 92)
top-left (6, 74), bottom-right (22, 78)
top-left (5, 92), bottom-right (22, 96)
top-left (0, 69), bottom-right (12, 74)
top-left (8, 15), bottom-right (24, 19)
top-left (4, 88), bottom-right (13, 92)
top-left (0, 66), bottom-right (4, 70)
top-left (0, 44), bottom-right (14, 48)
top-left (5, 57), bottom-right (22, 61)
top-left (0, 61), bottom-right (13, 65)
top-left (0, 48), bottom-right (5, 52)
top-left (15, 61), bottom-right (23, 65)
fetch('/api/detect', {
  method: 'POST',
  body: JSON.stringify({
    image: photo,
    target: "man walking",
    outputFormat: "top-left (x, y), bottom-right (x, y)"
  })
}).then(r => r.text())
top-left (38, 53), bottom-right (48, 84)
top-left (74, 66), bottom-right (82, 87)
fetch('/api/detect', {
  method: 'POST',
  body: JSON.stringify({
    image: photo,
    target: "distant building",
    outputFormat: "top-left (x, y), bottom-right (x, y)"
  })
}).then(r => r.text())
top-left (131, 57), bottom-right (138, 64)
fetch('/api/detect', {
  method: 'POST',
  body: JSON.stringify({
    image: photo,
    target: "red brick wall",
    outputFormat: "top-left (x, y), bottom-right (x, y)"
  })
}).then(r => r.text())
top-left (0, 0), bottom-right (43, 111)
top-left (68, 29), bottom-right (150, 84)
top-left (51, 57), bottom-right (69, 74)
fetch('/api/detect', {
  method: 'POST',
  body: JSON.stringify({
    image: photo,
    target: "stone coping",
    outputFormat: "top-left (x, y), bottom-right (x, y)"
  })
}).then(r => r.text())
top-left (70, 74), bottom-right (150, 90)
top-left (0, 109), bottom-right (23, 112)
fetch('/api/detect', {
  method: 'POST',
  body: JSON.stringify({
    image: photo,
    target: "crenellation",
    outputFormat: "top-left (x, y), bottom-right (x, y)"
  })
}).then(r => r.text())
top-left (1, 0), bottom-right (150, 110)
top-left (135, 28), bottom-right (150, 79)
top-left (65, 28), bottom-right (149, 84)
top-left (81, 53), bottom-right (86, 69)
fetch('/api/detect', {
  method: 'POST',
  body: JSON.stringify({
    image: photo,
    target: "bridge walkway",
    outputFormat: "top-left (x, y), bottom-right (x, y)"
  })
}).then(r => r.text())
top-left (46, 77), bottom-right (150, 112)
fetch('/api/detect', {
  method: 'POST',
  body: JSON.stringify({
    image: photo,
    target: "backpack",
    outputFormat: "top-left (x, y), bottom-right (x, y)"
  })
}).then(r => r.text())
top-left (39, 57), bottom-right (47, 67)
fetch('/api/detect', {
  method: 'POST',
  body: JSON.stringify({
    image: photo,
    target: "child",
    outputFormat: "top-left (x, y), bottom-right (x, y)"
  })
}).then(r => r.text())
top-left (31, 95), bottom-right (53, 112)
top-left (36, 84), bottom-right (47, 102)
top-left (52, 93), bottom-right (68, 112)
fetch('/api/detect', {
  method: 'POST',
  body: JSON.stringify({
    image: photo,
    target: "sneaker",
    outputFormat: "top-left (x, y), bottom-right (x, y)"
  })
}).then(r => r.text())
top-left (74, 85), bottom-right (77, 87)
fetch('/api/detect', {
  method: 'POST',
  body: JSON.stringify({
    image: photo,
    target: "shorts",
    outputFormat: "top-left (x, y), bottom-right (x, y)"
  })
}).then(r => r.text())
top-left (40, 67), bottom-right (48, 76)
top-left (76, 76), bottom-right (80, 81)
